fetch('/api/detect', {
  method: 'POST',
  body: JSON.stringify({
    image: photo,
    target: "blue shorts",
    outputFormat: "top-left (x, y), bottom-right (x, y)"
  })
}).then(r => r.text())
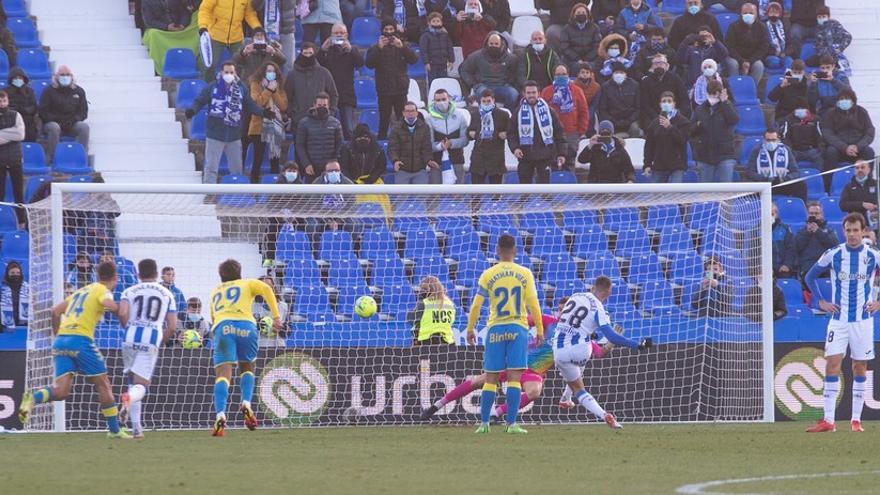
top-left (52, 335), bottom-right (107, 378)
top-left (484, 323), bottom-right (529, 372)
top-left (212, 320), bottom-right (259, 366)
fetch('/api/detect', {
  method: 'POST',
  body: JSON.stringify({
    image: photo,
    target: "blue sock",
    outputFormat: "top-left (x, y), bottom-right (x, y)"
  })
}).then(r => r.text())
top-left (101, 404), bottom-right (120, 434)
top-left (240, 371), bottom-right (255, 405)
top-left (33, 387), bottom-right (54, 404)
top-left (480, 383), bottom-right (497, 424)
top-left (214, 377), bottom-right (230, 415)
top-left (505, 381), bottom-right (522, 425)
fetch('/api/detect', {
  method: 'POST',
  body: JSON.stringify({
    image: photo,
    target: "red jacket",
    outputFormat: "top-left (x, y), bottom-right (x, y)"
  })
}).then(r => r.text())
top-left (453, 19), bottom-right (495, 59)
top-left (541, 83), bottom-right (589, 136)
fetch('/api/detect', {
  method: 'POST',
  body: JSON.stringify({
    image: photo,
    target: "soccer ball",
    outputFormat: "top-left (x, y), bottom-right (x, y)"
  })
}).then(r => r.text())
top-left (181, 330), bottom-right (202, 349)
top-left (354, 295), bottom-right (377, 318)
top-left (259, 315), bottom-right (275, 336)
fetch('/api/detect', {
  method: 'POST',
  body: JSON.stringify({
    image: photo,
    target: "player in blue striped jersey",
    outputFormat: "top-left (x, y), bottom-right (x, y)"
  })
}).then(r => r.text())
top-left (804, 212), bottom-right (880, 433)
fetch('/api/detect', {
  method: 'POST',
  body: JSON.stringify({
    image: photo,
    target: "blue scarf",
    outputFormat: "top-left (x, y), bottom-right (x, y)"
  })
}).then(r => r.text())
top-left (691, 73), bottom-right (720, 105)
top-left (1, 282), bottom-right (27, 327)
top-left (264, 0), bottom-right (280, 41)
top-left (209, 77), bottom-right (243, 128)
top-left (395, 0), bottom-right (426, 28)
top-left (628, 32), bottom-right (646, 62)
top-left (600, 56), bottom-right (632, 76)
top-left (757, 146), bottom-right (791, 179)
top-left (518, 99), bottom-right (554, 146)
top-left (479, 106), bottom-right (495, 139)
top-left (767, 18), bottom-right (785, 53)
top-left (551, 80), bottom-right (575, 114)
top-left (599, 138), bottom-right (616, 156)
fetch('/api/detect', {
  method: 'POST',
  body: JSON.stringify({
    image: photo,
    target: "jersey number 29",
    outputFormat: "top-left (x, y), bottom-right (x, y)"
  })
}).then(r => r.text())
top-left (212, 286), bottom-right (241, 312)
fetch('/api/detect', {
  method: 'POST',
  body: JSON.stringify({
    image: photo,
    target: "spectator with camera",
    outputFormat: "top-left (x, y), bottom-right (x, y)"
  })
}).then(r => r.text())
top-left (318, 23), bottom-right (364, 140)
top-left (806, 55), bottom-right (851, 116)
top-left (639, 53), bottom-right (689, 129)
top-left (468, 89), bottom-right (511, 184)
top-left (459, 32), bottom-right (519, 110)
top-left (678, 28), bottom-right (729, 89)
top-left (691, 80), bottom-right (738, 183)
top-left (839, 160), bottom-right (878, 223)
top-left (684, 256), bottom-right (735, 317)
top-left (768, 59), bottom-right (808, 124)
top-left (745, 128), bottom-right (806, 202)
top-left (233, 27), bottom-right (287, 83)
top-left (780, 96), bottom-right (824, 172)
top-left (795, 202), bottom-right (839, 280)
top-left (822, 89), bottom-right (875, 182)
top-left (771, 203), bottom-right (797, 279)
top-left (668, 0), bottom-right (723, 51)
top-left (453, 0), bottom-right (498, 58)
top-left (643, 91), bottom-right (690, 183)
top-left (366, 20), bottom-right (418, 139)
top-left (380, 0), bottom-right (431, 44)
top-left (558, 3), bottom-right (602, 74)
top-left (578, 120), bottom-right (635, 184)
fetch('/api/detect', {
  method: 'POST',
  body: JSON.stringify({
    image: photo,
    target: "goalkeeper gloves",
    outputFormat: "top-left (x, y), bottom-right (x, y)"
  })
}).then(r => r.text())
top-left (638, 337), bottom-right (653, 350)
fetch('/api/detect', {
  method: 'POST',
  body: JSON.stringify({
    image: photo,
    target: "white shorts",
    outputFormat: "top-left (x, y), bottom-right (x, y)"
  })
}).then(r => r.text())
top-left (825, 319), bottom-right (875, 361)
top-left (122, 342), bottom-right (160, 381)
top-left (553, 342), bottom-right (593, 382)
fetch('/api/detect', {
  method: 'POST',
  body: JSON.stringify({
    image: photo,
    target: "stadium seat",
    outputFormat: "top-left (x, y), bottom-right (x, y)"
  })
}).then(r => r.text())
top-left (371, 257), bottom-right (409, 288)
top-left (775, 197), bottom-right (807, 226)
top-left (404, 229), bottom-right (441, 259)
top-left (22, 142), bottom-right (48, 175)
top-left (446, 226), bottom-right (482, 259)
top-left (67, 174), bottom-right (92, 183)
top-left (163, 48), bottom-right (199, 79)
top-left (351, 16), bottom-right (381, 48)
top-left (716, 13), bottom-right (739, 37)
top-left (764, 75), bottom-right (785, 104)
top-left (292, 286), bottom-right (334, 322)
top-left (175, 79), bottom-right (207, 110)
top-left (615, 226), bottom-right (651, 257)
top-left (603, 207), bottom-right (641, 232)
top-left (32, 79), bottom-right (49, 100)
top-left (407, 48), bottom-right (426, 79)
top-left (3, 0), bottom-right (27, 17)
top-left (799, 168), bottom-right (826, 200)
top-left (646, 205), bottom-right (684, 229)
top-left (830, 168), bottom-right (854, 197)
top-left (360, 227), bottom-right (397, 262)
top-left (277, 228), bottom-right (312, 261)
top-left (735, 106), bottom-right (766, 136)
top-left (456, 257), bottom-right (490, 287)
top-left (738, 136), bottom-right (763, 164)
top-left (819, 196), bottom-right (844, 222)
top-left (550, 170), bottom-right (577, 183)
top-left (8, 18), bottom-right (38, 48)
top-left (0, 49), bottom-right (8, 81)
top-left (657, 225), bottom-right (695, 256)
top-left (52, 143), bottom-right (89, 174)
top-left (511, 16), bottom-right (543, 47)
top-left (776, 278), bottom-right (804, 307)
top-left (408, 78), bottom-right (423, 108)
top-left (627, 253), bottom-right (664, 284)
top-left (583, 254), bottom-right (622, 281)
top-left (328, 257), bottom-right (368, 289)
top-left (319, 230), bottom-right (355, 260)
top-left (530, 225), bottom-right (568, 258)
top-left (284, 259), bottom-right (322, 289)
top-left (640, 280), bottom-right (676, 311)
top-left (1, 230), bottom-right (27, 260)
top-left (542, 253), bottom-right (579, 285)
top-left (413, 257), bottom-right (451, 286)
top-left (668, 251), bottom-right (702, 285)
top-left (218, 174), bottom-right (255, 206)
top-left (354, 78), bottom-right (378, 109)
top-left (562, 209), bottom-right (599, 232)
top-left (728, 76), bottom-right (759, 106)
top-left (519, 211), bottom-right (557, 234)
top-left (0, 204), bottom-right (16, 234)
top-left (688, 202), bottom-right (720, 231)
top-left (190, 109), bottom-right (207, 141)
top-left (24, 175), bottom-right (49, 202)
top-left (509, 0), bottom-right (537, 16)
top-left (800, 41), bottom-right (816, 66)
top-left (427, 77), bottom-right (464, 104)
top-left (571, 228), bottom-right (609, 258)
top-left (661, 0), bottom-right (686, 14)
top-left (381, 285), bottom-right (417, 319)
top-left (358, 109), bottom-right (380, 135)
top-left (17, 48), bottom-right (50, 79)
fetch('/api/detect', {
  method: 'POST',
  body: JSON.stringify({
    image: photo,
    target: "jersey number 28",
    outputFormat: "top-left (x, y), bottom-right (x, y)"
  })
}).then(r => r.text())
top-left (559, 299), bottom-right (590, 328)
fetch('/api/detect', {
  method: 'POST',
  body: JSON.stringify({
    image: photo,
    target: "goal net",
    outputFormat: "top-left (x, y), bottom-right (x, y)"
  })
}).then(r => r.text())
top-left (24, 183), bottom-right (773, 431)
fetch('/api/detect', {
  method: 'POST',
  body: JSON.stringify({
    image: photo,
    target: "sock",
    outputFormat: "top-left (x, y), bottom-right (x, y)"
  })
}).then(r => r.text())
top-left (101, 404), bottom-right (121, 434)
top-left (130, 401), bottom-right (143, 433)
top-left (505, 381), bottom-right (522, 426)
top-left (575, 389), bottom-right (606, 419)
top-left (214, 377), bottom-right (230, 416)
top-left (561, 386), bottom-right (572, 402)
top-left (495, 391), bottom-right (532, 418)
top-left (128, 384), bottom-right (147, 403)
top-left (479, 383), bottom-right (497, 424)
top-left (32, 387), bottom-right (54, 404)
top-left (240, 371), bottom-right (255, 407)
top-left (823, 375), bottom-right (840, 423)
top-left (852, 375), bottom-right (867, 422)
top-left (435, 379), bottom-right (474, 408)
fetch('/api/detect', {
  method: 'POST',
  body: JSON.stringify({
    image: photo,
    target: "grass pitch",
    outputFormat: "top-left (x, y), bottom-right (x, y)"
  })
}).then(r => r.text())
top-left (3, 422), bottom-right (879, 495)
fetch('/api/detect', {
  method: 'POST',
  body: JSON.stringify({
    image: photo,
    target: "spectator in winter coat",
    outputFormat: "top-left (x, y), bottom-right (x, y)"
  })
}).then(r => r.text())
top-left (597, 62), bottom-right (641, 138)
top-left (420, 12), bottom-right (454, 83)
top-left (508, 80), bottom-right (567, 184)
top-left (39, 66), bottom-right (89, 163)
top-left (839, 160), bottom-right (878, 223)
top-left (160, 266), bottom-right (188, 321)
top-left (541, 0), bottom-right (581, 49)
top-left (690, 80), bottom-right (739, 182)
top-left (590, 0), bottom-right (625, 30)
top-left (296, 93), bottom-right (344, 182)
top-left (247, 61), bottom-right (288, 184)
top-left (745, 128), bottom-right (806, 202)
top-left (366, 20), bottom-right (419, 138)
top-left (724, 3), bottom-right (770, 86)
top-left (66, 252), bottom-right (95, 290)
top-left (459, 32), bottom-right (519, 109)
top-left (339, 124), bottom-right (387, 184)
top-left (261, 163), bottom-right (306, 266)
top-left (425, 89), bottom-right (472, 183)
top-left (578, 120), bottom-right (635, 183)
top-left (233, 26), bottom-right (287, 82)
top-left (284, 42), bottom-right (339, 131)
top-left (0, 260), bottom-right (27, 328)
top-left (517, 31), bottom-right (561, 90)
top-left (643, 91), bottom-right (690, 183)
top-left (789, 0), bottom-right (825, 48)
top-left (688, 58), bottom-right (733, 113)
top-left (141, 0), bottom-right (196, 31)
top-left (187, 62), bottom-right (272, 184)
top-left (634, 27), bottom-right (679, 78)
top-left (6, 68), bottom-right (37, 142)
top-left (745, 276), bottom-right (788, 322)
top-left (468, 89), bottom-right (511, 184)
top-left (767, 59), bottom-right (808, 124)
top-left (574, 63), bottom-right (601, 134)
top-left (677, 28), bottom-right (729, 88)
top-left (795, 202), bottom-right (838, 279)
top-left (780, 98), bottom-right (824, 172)
top-left (302, 0), bottom-right (343, 44)
top-left (380, 0), bottom-right (432, 44)
top-left (639, 53), bottom-right (690, 128)
top-left (771, 203), bottom-right (797, 278)
top-left (474, 0), bottom-right (512, 34)
top-left (809, 6), bottom-right (851, 66)
top-left (685, 256), bottom-right (735, 318)
top-left (541, 64), bottom-right (589, 167)
top-left (764, 2), bottom-right (797, 73)
top-left (596, 33), bottom-right (632, 82)
top-left (318, 23), bottom-right (364, 140)
top-left (558, 3), bottom-right (603, 73)
top-left (668, 0), bottom-right (723, 51)
top-left (0, 91), bottom-right (25, 226)
top-left (198, 0), bottom-right (262, 80)
top-left (806, 55), bottom-right (850, 116)
top-left (453, 1), bottom-right (496, 58)
top-left (614, 0), bottom-right (662, 45)
top-left (822, 89), bottom-right (875, 181)
top-left (389, 102), bottom-right (437, 184)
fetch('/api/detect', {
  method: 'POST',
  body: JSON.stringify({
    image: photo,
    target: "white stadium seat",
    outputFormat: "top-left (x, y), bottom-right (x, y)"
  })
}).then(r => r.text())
top-left (624, 138), bottom-right (646, 170)
top-left (509, 0), bottom-right (537, 17)
top-left (428, 77), bottom-right (465, 106)
top-left (511, 16), bottom-right (543, 48)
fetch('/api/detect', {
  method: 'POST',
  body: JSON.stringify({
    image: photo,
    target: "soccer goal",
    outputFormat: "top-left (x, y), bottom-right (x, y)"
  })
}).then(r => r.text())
top-left (24, 182), bottom-right (774, 431)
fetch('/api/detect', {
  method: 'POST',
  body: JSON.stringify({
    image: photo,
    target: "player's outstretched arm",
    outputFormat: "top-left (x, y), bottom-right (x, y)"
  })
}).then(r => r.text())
top-left (251, 279), bottom-right (284, 331)
top-left (525, 275), bottom-right (544, 342)
top-left (50, 301), bottom-right (68, 335)
top-left (102, 296), bottom-right (120, 315)
top-left (596, 324), bottom-right (645, 350)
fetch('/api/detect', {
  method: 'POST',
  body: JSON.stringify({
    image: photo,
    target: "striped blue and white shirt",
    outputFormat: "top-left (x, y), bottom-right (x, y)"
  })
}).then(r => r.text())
top-left (121, 282), bottom-right (176, 347)
top-left (809, 243), bottom-right (880, 322)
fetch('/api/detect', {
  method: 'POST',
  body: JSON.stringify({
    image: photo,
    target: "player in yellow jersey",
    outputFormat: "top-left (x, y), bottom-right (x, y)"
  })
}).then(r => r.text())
top-left (209, 259), bottom-right (282, 437)
top-left (18, 262), bottom-right (131, 438)
top-left (466, 234), bottom-right (544, 434)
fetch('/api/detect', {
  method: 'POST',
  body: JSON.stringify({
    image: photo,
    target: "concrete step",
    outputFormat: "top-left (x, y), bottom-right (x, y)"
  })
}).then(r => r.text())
top-left (101, 170), bottom-right (200, 183)
top-left (36, 17), bottom-right (137, 31)
top-left (76, 79), bottom-right (163, 95)
top-left (57, 58), bottom-right (156, 78)
top-left (90, 141), bottom-right (191, 157)
top-left (88, 108), bottom-right (177, 123)
top-left (86, 89), bottom-right (169, 108)
top-left (94, 153), bottom-right (195, 173)
top-left (41, 28), bottom-right (142, 48)
top-left (31, 0), bottom-right (129, 19)
top-left (89, 121), bottom-right (184, 141)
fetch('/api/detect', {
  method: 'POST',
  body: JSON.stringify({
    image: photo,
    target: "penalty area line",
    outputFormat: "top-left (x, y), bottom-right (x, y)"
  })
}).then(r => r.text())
top-left (676, 470), bottom-right (880, 495)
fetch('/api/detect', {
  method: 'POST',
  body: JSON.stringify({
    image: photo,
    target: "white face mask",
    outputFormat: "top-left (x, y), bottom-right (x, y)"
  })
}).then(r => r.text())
top-left (222, 73), bottom-right (235, 84)
top-left (608, 48), bottom-right (621, 58)
top-left (532, 43), bottom-right (544, 52)
top-left (612, 73), bottom-right (626, 84)
top-left (702, 67), bottom-right (716, 77)
top-left (707, 96), bottom-right (720, 105)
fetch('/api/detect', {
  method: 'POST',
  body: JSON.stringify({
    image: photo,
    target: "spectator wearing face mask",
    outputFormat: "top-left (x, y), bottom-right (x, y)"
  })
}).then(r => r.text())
top-left (573, 63), bottom-right (601, 135)
top-left (0, 90), bottom-right (25, 228)
top-left (509, 80), bottom-right (567, 184)
top-left (780, 97), bottom-right (824, 172)
top-left (678, 28), bottom-right (729, 89)
top-left (795, 202), bottom-right (838, 280)
top-left (177, 296), bottom-right (210, 344)
top-left (284, 42), bottom-right (339, 131)
top-left (639, 53), bottom-right (689, 129)
top-left (420, 12), bottom-right (454, 84)
top-left (301, 0), bottom-right (343, 45)
top-left (614, 0), bottom-right (662, 49)
top-left (467, 89), bottom-right (511, 184)
top-left (389, 101), bottom-right (436, 184)
top-left (318, 23), bottom-right (364, 141)
top-left (635, 27), bottom-right (678, 79)
top-left (578, 120), bottom-right (635, 184)
top-left (261, 162), bottom-right (303, 267)
top-left (789, 0), bottom-right (825, 48)
top-left (809, 6), bottom-right (851, 67)
top-left (233, 27), bottom-right (287, 83)
top-left (688, 58), bottom-right (733, 110)
top-left (668, 0), bottom-right (723, 51)
top-left (312, 159), bottom-right (353, 185)
top-left (453, 0), bottom-right (497, 59)
top-left (459, 32), bottom-right (519, 110)
top-left (0, 260), bottom-right (28, 329)
top-left (558, 3), bottom-right (602, 74)
top-left (771, 203), bottom-right (797, 278)
top-left (806, 54), bottom-right (850, 116)
top-left (247, 61), bottom-right (288, 184)
top-left (517, 30), bottom-right (561, 91)
top-left (296, 92), bottom-right (343, 183)
top-left (425, 89), bottom-right (471, 184)
top-left (39, 66), bottom-right (89, 163)
top-left (6, 68), bottom-right (37, 142)
top-left (839, 160), bottom-right (878, 222)
top-left (339, 124), bottom-right (387, 184)
top-left (691, 80), bottom-right (738, 182)
top-left (596, 34), bottom-right (632, 83)
top-left (598, 62), bottom-right (641, 139)
top-left (540, 0), bottom-right (581, 50)
top-left (763, 2), bottom-right (797, 74)
top-left (822, 89), bottom-right (875, 182)
top-left (745, 128), bottom-right (806, 202)
top-left (768, 59), bottom-right (808, 125)
top-left (684, 256), bottom-right (735, 318)
top-left (366, 20), bottom-right (419, 139)
top-left (724, 2), bottom-right (770, 87)
top-left (380, 0), bottom-right (429, 44)
top-left (643, 91), bottom-right (690, 183)
top-left (541, 64), bottom-right (588, 168)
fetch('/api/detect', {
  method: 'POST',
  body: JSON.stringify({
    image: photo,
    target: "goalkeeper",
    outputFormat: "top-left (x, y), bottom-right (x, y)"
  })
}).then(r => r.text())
top-left (408, 276), bottom-right (456, 345)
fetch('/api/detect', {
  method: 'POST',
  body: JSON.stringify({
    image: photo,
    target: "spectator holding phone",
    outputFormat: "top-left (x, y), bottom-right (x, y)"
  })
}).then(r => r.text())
top-left (795, 202), bottom-right (839, 280)
top-left (578, 120), bottom-right (635, 184)
top-left (806, 54), bottom-right (851, 116)
top-left (685, 256), bottom-right (734, 317)
top-left (767, 59), bottom-right (808, 125)
top-left (643, 91), bottom-right (690, 183)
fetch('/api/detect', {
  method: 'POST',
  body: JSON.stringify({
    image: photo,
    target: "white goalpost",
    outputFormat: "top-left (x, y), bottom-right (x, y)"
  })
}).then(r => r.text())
top-left (24, 182), bottom-right (774, 432)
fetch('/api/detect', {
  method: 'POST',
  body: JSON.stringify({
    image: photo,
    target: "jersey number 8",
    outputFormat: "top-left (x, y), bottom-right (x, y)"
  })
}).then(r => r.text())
top-left (212, 286), bottom-right (241, 312)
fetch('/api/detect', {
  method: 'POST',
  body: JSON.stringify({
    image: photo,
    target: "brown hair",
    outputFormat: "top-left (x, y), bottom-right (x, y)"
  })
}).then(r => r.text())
top-left (593, 275), bottom-right (612, 293)
top-left (219, 259), bottom-right (242, 282)
top-left (97, 261), bottom-right (117, 282)
top-left (844, 212), bottom-right (867, 230)
top-left (419, 276), bottom-right (448, 307)
top-left (569, 2), bottom-right (590, 20)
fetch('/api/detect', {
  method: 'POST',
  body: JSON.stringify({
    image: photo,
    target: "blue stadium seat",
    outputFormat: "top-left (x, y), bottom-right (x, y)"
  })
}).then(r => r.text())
top-left (217, 174), bottom-right (255, 206)
top-left (764, 75), bottom-right (785, 104)
top-left (32, 79), bottom-right (49, 100)
top-left (176, 79), bottom-right (206, 110)
top-left (683, 170), bottom-right (699, 183)
top-left (0, 49), bottom-right (9, 81)
top-left (628, 253), bottom-right (664, 284)
top-left (370, 257), bottom-right (408, 287)
top-left (22, 142), bottom-right (48, 175)
top-left (819, 196), bottom-right (844, 223)
top-left (277, 228), bottom-right (312, 261)
top-left (0, 205), bottom-right (17, 234)
top-left (445, 226), bottom-right (482, 259)
top-left (1, 230), bottom-right (27, 260)
top-left (8, 18), bottom-right (38, 48)
top-left (738, 136), bottom-right (763, 164)
top-left (319, 230), bottom-right (355, 260)
top-left (775, 197), bottom-right (807, 227)
top-left (602, 207), bottom-right (640, 232)
top-left (640, 280), bottom-right (676, 311)
top-left (294, 18), bottom-right (304, 43)
top-left (456, 257), bottom-right (490, 287)
top-left (360, 227), bottom-right (397, 262)
top-left (163, 48), bottom-right (199, 79)
top-left (657, 225), bottom-right (694, 256)
top-left (3, 0), bottom-right (27, 17)
top-left (519, 211), bottom-right (557, 233)
top-left (52, 142), bottom-right (89, 174)
top-left (604, 284), bottom-right (636, 312)
top-left (407, 47), bottom-right (426, 79)
top-left (413, 257), bottom-right (451, 286)
top-left (800, 41), bottom-right (816, 65)
top-left (688, 202), bottom-right (720, 230)
top-left (668, 251), bottom-right (702, 285)
top-left (284, 259), bottom-right (322, 289)
top-left (615, 226), bottom-right (651, 257)
top-left (355, 202), bottom-right (387, 230)
top-left (293, 286), bottom-right (334, 322)
top-left (777, 278), bottom-right (804, 307)
top-left (735, 106), bottom-right (766, 136)
top-left (190, 109), bottom-right (207, 141)
top-left (434, 211), bottom-right (473, 234)
top-left (351, 16), bottom-right (381, 48)
top-left (358, 109), bottom-right (380, 134)
top-left (328, 257), bottom-right (368, 289)
top-left (67, 174), bottom-right (92, 183)
top-left (716, 13), bottom-right (739, 37)
top-left (404, 229), bottom-right (441, 259)
top-left (18, 49), bottom-right (50, 79)
top-left (24, 175), bottom-right (49, 202)
top-left (286, 142), bottom-right (296, 162)
top-left (550, 170), bottom-right (577, 183)
top-left (381, 285), bottom-right (417, 319)
top-left (542, 253), bottom-right (579, 284)
top-left (583, 254), bottom-right (622, 281)
top-left (561, 210), bottom-right (599, 232)
top-left (646, 204), bottom-right (684, 229)
top-left (358, 64), bottom-right (375, 78)
top-left (830, 168), bottom-right (854, 197)
top-left (728, 76), bottom-right (759, 106)
top-left (571, 227), bottom-right (609, 258)
top-left (530, 225), bottom-right (567, 258)
top-left (354, 78), bottom-right (378, 109)
top-left (503, 171), bottom-right (520, 184)
top-left (799, 168), bottom-right (826, 200)
top-left (661, 0), bottom-right (686, 14)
